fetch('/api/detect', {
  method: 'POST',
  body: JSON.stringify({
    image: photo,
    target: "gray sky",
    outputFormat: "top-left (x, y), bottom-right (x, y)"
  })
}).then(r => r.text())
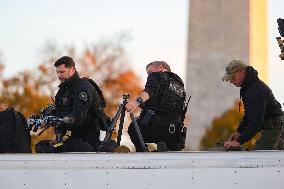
top-left (0, 0), bottom-right (284, 103)
top-left (0, 0), bottom-right (187, 82)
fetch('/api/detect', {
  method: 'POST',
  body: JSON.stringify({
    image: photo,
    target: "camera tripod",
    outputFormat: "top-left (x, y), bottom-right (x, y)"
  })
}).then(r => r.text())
top-left (99, 94), bottom-right (147, 152)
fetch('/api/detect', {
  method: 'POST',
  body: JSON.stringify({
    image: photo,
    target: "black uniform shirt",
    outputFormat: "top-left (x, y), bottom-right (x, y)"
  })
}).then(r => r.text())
top-left (55, 73), bottom-right (100, 137)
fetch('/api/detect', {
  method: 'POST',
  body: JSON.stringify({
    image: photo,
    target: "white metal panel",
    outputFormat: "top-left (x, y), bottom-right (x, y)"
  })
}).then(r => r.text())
top-left (0, 151), bottom-right (284, 189)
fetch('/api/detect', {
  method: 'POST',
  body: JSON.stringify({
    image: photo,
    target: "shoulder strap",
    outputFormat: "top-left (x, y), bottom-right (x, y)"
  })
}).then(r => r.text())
top-left (82, 77), bottom-right (106, 108)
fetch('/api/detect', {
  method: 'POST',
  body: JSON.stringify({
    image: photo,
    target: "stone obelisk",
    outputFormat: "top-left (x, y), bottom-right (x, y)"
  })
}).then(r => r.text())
top-left (186, 0), bottom-right (268, 150)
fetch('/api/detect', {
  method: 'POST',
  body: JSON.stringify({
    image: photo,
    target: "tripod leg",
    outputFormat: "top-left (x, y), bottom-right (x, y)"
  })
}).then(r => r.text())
top-left (100, 104), bottom-right (123, 149)
top-left (117, 106), bottom-right (126, 146)
top-left (130, 113), bottom-right (147, 152)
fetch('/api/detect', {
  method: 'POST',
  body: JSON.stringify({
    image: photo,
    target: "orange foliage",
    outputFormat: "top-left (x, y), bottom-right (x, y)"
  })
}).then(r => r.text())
top-left (0, 70), bottom-right (52, 116)
top-left (76, 39), bottom-right (143, 115)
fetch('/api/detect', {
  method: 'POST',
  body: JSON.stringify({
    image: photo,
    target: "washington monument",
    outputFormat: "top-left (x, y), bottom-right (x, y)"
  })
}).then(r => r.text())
top-left (186, 0), bottom-right (268, 150)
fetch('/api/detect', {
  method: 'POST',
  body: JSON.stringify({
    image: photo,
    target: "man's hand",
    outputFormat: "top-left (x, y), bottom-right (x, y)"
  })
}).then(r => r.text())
top-left (224, 140), bottom-right (241, 151)
top-left (125, 100), bottom-right (139, 113)
top-left (126, 92), bottom-right (150, 113)
top-left (227, 132), bottom-right (240, 141)
top-left (40, 119), bottom-right (48, 127)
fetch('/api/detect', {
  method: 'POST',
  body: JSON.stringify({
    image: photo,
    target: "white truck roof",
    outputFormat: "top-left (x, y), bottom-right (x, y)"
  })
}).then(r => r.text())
top-left (0, 151), bottom-right (283, 189)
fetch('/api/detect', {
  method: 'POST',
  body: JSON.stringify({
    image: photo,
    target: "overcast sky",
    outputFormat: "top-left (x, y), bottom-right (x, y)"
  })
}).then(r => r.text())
top-left (0, 0), bottom-right (284, 103)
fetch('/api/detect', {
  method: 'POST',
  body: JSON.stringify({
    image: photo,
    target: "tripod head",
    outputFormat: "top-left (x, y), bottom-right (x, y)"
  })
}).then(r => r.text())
top-left (123, 93), bottom-right (130, 100)
top-left (122, 93), bottom-right (130, 105)
top-left (277, 18), bottom-right (284, 37)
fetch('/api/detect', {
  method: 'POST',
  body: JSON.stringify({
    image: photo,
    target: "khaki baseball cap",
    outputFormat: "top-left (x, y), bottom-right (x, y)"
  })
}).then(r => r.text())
top-left (222, 59), bottom-right (246, 81)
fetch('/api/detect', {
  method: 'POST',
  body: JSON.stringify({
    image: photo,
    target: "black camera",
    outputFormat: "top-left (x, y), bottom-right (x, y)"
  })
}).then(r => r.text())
top-left (277, 18), bottom-right (284, 37)
top-left (276, 18), bottom-right (284, 60)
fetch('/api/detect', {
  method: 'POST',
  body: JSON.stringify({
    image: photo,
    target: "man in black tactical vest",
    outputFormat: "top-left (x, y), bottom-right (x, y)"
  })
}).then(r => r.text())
top-left (126, 61), bottom-right (186, 151)
top-left (222, 59), bottom-right (284, 150)
top-left (35, 56), bottom-right (106, 152)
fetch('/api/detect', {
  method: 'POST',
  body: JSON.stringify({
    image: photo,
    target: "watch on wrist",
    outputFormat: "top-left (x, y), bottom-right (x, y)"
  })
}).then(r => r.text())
top-left (136, 97), bottom-right (144, 107)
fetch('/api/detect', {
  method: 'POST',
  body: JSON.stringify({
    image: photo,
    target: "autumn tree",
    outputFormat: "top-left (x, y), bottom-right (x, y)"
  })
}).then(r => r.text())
top-left (0, 36), bottom-right (143, 152)
top-left (0, 51), bottom-right (5, 110)
top-left (0, 66), bottom-right (55, 152)
top-left (0, 50), bottom-right (3, 78)
top-left (0, 70), bottom-right (53, 116)
top-left (37, 37), bottom-right (143, 114)
top-left (77, 37), bottom-right (143, 114)
top-left (200, 100), bottom-right (260, 150)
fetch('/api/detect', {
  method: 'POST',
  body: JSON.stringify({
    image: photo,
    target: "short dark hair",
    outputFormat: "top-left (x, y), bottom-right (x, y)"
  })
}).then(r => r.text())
top-left (54, 56), bottom-right (76, 68)
top-left (146, 61), bottom-right (171, 72)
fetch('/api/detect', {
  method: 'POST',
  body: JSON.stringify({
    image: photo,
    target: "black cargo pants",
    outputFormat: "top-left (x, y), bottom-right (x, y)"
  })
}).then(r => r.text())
top-left (253, 113), bottom-right (284, 150)
top-left (128, 117), bottom-right (180, 152)
top-left (35, 138), bottom-right (94, 153)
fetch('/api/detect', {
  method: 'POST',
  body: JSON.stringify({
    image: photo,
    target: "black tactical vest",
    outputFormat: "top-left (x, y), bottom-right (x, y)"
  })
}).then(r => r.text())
top-left (55, 84), bottom-right (76, 117)
top-left (159, 72), bottom-right (185, 114)
top-left (55, 77), bottom-right (105, 117)
top-left (144, 72), bottom-right (185, 119)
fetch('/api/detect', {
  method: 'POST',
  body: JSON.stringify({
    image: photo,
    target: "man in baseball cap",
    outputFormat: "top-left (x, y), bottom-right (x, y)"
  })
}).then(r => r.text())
top-left (222, 59), bottom-right (284, 151)
top-left (222, 59), bottom-right (246, 85)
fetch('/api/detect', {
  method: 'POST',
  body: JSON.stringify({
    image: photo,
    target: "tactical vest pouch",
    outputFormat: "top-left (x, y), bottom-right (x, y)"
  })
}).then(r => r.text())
top-left (160, 78), bottom-right (185, 112)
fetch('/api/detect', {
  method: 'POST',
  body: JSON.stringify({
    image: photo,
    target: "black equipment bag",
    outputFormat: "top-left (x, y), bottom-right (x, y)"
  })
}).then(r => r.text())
top-left (0, 107), bottom-right (31, 153)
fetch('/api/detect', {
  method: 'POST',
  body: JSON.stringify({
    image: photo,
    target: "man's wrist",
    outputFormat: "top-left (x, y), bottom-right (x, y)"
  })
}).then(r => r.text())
top-left (136, 97), bottom-right (144, 107)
